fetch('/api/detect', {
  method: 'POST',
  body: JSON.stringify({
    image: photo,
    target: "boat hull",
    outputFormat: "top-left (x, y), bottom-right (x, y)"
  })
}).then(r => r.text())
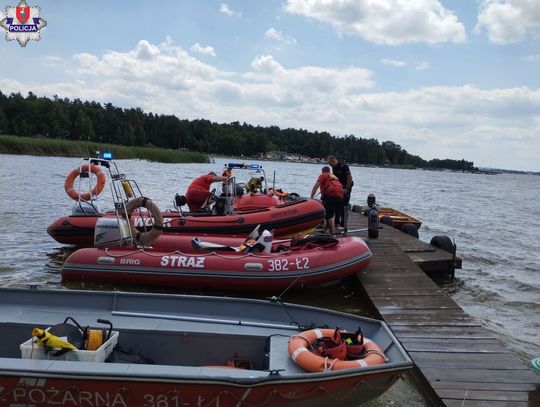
top-left (61, 236), bottom-right (372, 290)
top-left (0, 287), bottom-right (413, 407)
top-left (47, 198), bottom-right (325, 245)
top-left (378, 207), bottom-right (422, 229)
top-left (0, 370), bottom-right (399, 407)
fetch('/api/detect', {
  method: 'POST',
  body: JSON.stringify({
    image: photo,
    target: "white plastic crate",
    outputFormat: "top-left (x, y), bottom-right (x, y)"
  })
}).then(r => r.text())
top-left (20, 330), bottom-right (119, 362)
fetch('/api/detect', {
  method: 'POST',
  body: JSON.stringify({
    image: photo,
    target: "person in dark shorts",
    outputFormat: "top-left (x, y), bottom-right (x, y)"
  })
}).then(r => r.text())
top-left (327, 155), bottom-right (354, 228)
top-left (310, 166), bottom-right (344, 235)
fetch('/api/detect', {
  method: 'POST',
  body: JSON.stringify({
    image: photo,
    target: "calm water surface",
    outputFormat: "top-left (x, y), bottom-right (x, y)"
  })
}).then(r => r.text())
top-left (0, 154), bottom-right (538, 406)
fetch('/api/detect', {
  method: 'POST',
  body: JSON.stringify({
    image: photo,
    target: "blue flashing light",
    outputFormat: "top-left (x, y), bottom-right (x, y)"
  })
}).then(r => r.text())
top-left (103, 152), bottom-right (112, 160)
top-left (227, 162), bottom-right (262, 170)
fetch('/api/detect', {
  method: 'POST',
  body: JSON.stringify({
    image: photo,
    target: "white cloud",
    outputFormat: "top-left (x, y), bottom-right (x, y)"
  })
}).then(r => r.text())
top-left (415, 61), bottom-right (430, 70)
top-left (72, 52), bottom-right (99, 66)
top-left (523, 54), bottom-right (540, 62)
top-left (219, 3), bottom-right (241, 17)
top-left (381, 58), bottom-right (406, 67)
top-left (380, 59), bottom-right (430, 70)
top-left (1, 39), bottom-right (539, 170)
top-left (190, 43), bottom-right (216, 57)
top-left (476, 0), bottom-right (540, 44)
top-left (284, 0), bottom-right (466, 45)
top-left (44, 56), bottom-right (62, 66)
top-left (264, 27), bottom-right (297, 45)
top-left (250, 55), bottom-right (285, 75)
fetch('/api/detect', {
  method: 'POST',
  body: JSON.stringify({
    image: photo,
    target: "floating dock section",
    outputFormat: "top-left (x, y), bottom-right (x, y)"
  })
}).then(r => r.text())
top-left (346, 208), bottom-right (540, 406)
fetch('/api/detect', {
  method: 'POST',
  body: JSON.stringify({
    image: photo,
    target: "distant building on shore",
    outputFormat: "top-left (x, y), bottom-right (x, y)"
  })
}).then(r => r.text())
top-left (264, 151), bottom-right (321, 163)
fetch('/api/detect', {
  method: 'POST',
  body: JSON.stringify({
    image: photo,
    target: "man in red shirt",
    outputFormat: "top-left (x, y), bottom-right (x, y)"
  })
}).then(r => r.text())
top-left (186, 172), bottom-right (228, 212)
top-left (310, 166), bottom-right (344, 235)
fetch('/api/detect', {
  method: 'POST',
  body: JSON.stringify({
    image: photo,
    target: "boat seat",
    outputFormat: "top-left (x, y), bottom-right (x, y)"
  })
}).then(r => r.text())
top-left (267, 335), bottom-right (306, 375)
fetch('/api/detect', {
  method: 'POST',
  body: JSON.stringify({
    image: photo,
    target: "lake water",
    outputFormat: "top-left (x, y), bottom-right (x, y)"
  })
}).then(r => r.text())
top-left (0, 154), bottom-right (538, 406)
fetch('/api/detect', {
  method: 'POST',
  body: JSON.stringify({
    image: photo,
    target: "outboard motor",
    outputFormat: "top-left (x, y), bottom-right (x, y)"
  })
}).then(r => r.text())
top-left (367, 194), bottom-right (379, 239)
top-left (235, 184), bottom-right (244, 196)
top-left (94, 217), bottom-right (132, 247)
top-left (174, 194), bottom-right (187, 211)
top-left (214, 197), bottom-right (226, 215)
top-left (71, 201), bottom-right (99, 216)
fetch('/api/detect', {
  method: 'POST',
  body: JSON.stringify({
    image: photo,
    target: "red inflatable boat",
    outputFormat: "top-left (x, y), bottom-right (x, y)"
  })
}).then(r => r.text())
top-left (61, 234), bottom-right (372, 291)
top-left (48, 197), bottom-right (325, 245)
top-left (48, 159), bottom-right (324, 245)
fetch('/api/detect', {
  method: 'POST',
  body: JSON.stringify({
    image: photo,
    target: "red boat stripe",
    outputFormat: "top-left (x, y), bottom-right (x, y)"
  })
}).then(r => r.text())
top-left (63, 251), bottom-right (371, 280)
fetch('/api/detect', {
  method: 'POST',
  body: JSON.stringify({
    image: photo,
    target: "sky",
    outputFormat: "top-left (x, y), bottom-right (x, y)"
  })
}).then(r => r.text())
top-left (0, 0), bottom-right (539, 171)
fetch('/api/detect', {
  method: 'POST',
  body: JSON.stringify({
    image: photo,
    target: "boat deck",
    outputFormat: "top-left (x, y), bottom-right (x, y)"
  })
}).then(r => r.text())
top-left (345, 208), bottom-right (540, 406)
top-left (0, 288), bottom-right (411, 383)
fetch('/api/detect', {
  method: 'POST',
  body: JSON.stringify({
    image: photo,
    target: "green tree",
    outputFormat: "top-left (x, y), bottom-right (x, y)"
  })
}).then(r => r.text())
top-left (0, 107), bottom-right (7, 134)
top-left (73, 109), bottom-right (95, 140)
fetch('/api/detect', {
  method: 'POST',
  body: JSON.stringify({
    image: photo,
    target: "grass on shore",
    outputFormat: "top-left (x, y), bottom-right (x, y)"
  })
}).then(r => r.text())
top-left (0, 135), bottom-right (209, 163)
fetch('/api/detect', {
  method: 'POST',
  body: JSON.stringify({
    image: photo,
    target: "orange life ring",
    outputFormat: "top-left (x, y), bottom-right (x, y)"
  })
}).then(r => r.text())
top-left (126, 197), bottom-right (163, 247)
top-left (64, 164), bottom-right (106, 201)
top-left (288, 328), bottom-right (386, 372)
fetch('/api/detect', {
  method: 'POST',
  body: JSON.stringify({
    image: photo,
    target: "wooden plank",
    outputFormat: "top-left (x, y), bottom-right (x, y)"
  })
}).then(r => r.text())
top-left (359, 272), bottom-right (434, 279)
top-left (372, 296), bottom-right (462, 309)
top-left (389, 321), bottom-right (481, 327)
top-left (410, 352), bottom-right (528, 369)
top-left (384, 313), bottom-right (474, 324)
top-left (400, 338), bottom-right (512, 354)
top-left (431, 381), bottom-right (539, 392)
top-left (389, 325), bottom-right (496, 338)
top-left (376, 308), bottom-right (468, 316)
top-left (443, 400), bottom-right (534, 407)
top-left (421, 367), bottom-right (540, 383)
top-left (363, 289), bottom-right (445, 296)
top-left (438, 389), bottom-right (530, 402)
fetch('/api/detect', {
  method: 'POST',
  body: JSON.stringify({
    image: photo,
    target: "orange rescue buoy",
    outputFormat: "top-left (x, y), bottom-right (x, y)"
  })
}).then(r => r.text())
top-left (288, 328), bottom-right (386, 372)
top-left (64, 164), bottom-right (106, 201)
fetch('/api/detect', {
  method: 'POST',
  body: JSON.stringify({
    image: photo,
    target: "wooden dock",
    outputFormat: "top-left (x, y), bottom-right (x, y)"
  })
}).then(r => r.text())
top-left (345, 209), bottom-right (540, 407)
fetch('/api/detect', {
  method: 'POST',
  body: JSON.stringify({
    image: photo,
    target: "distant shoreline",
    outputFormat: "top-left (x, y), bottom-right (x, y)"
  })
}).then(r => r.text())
top-left (1, 135), bottom-right (536, 175)
top-left (0, 135), bottom-right (208, 164)
top-left (215, 155), bottom-right (540, 176)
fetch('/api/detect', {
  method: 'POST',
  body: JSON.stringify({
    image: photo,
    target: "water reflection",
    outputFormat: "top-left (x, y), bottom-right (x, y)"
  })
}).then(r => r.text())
top-left (45, 246), bottom-right (77, 274)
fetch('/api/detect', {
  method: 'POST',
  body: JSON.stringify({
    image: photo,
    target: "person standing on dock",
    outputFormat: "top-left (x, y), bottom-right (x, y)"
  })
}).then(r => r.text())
top-left (310, 166), bottom-right (344, 235)
top-left (186, 172), bottom-right (229, 212)
top-left (327, 155), bottom-right (354, 229)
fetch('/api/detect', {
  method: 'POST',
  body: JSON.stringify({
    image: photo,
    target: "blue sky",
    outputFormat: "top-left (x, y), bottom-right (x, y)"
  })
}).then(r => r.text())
top-left (1, 0), bottom-right (539, 171)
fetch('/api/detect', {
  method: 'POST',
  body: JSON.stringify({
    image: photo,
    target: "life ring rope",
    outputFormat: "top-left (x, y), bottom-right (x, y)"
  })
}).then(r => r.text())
top-left (64, 164), bottom-right (106, 201)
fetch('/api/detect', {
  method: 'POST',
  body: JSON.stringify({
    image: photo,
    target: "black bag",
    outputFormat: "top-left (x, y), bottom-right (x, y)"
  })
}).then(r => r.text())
top-left (107, 344), bottom-right (154, 364)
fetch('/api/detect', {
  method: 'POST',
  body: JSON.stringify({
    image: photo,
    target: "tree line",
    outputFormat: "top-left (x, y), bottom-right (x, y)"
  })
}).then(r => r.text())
top-left (0, 91), bottom-right (477, 171)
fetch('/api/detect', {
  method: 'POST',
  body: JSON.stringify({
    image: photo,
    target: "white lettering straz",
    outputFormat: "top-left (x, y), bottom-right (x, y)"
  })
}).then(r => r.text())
top-left (160, 255), bottom-right (206, 268)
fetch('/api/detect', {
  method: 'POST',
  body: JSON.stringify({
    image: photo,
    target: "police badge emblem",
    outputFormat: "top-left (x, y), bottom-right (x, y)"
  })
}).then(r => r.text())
top-left (0, 0), bottom-right (47, 47)
top-left (15, 4), bottom-right (29, 23)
